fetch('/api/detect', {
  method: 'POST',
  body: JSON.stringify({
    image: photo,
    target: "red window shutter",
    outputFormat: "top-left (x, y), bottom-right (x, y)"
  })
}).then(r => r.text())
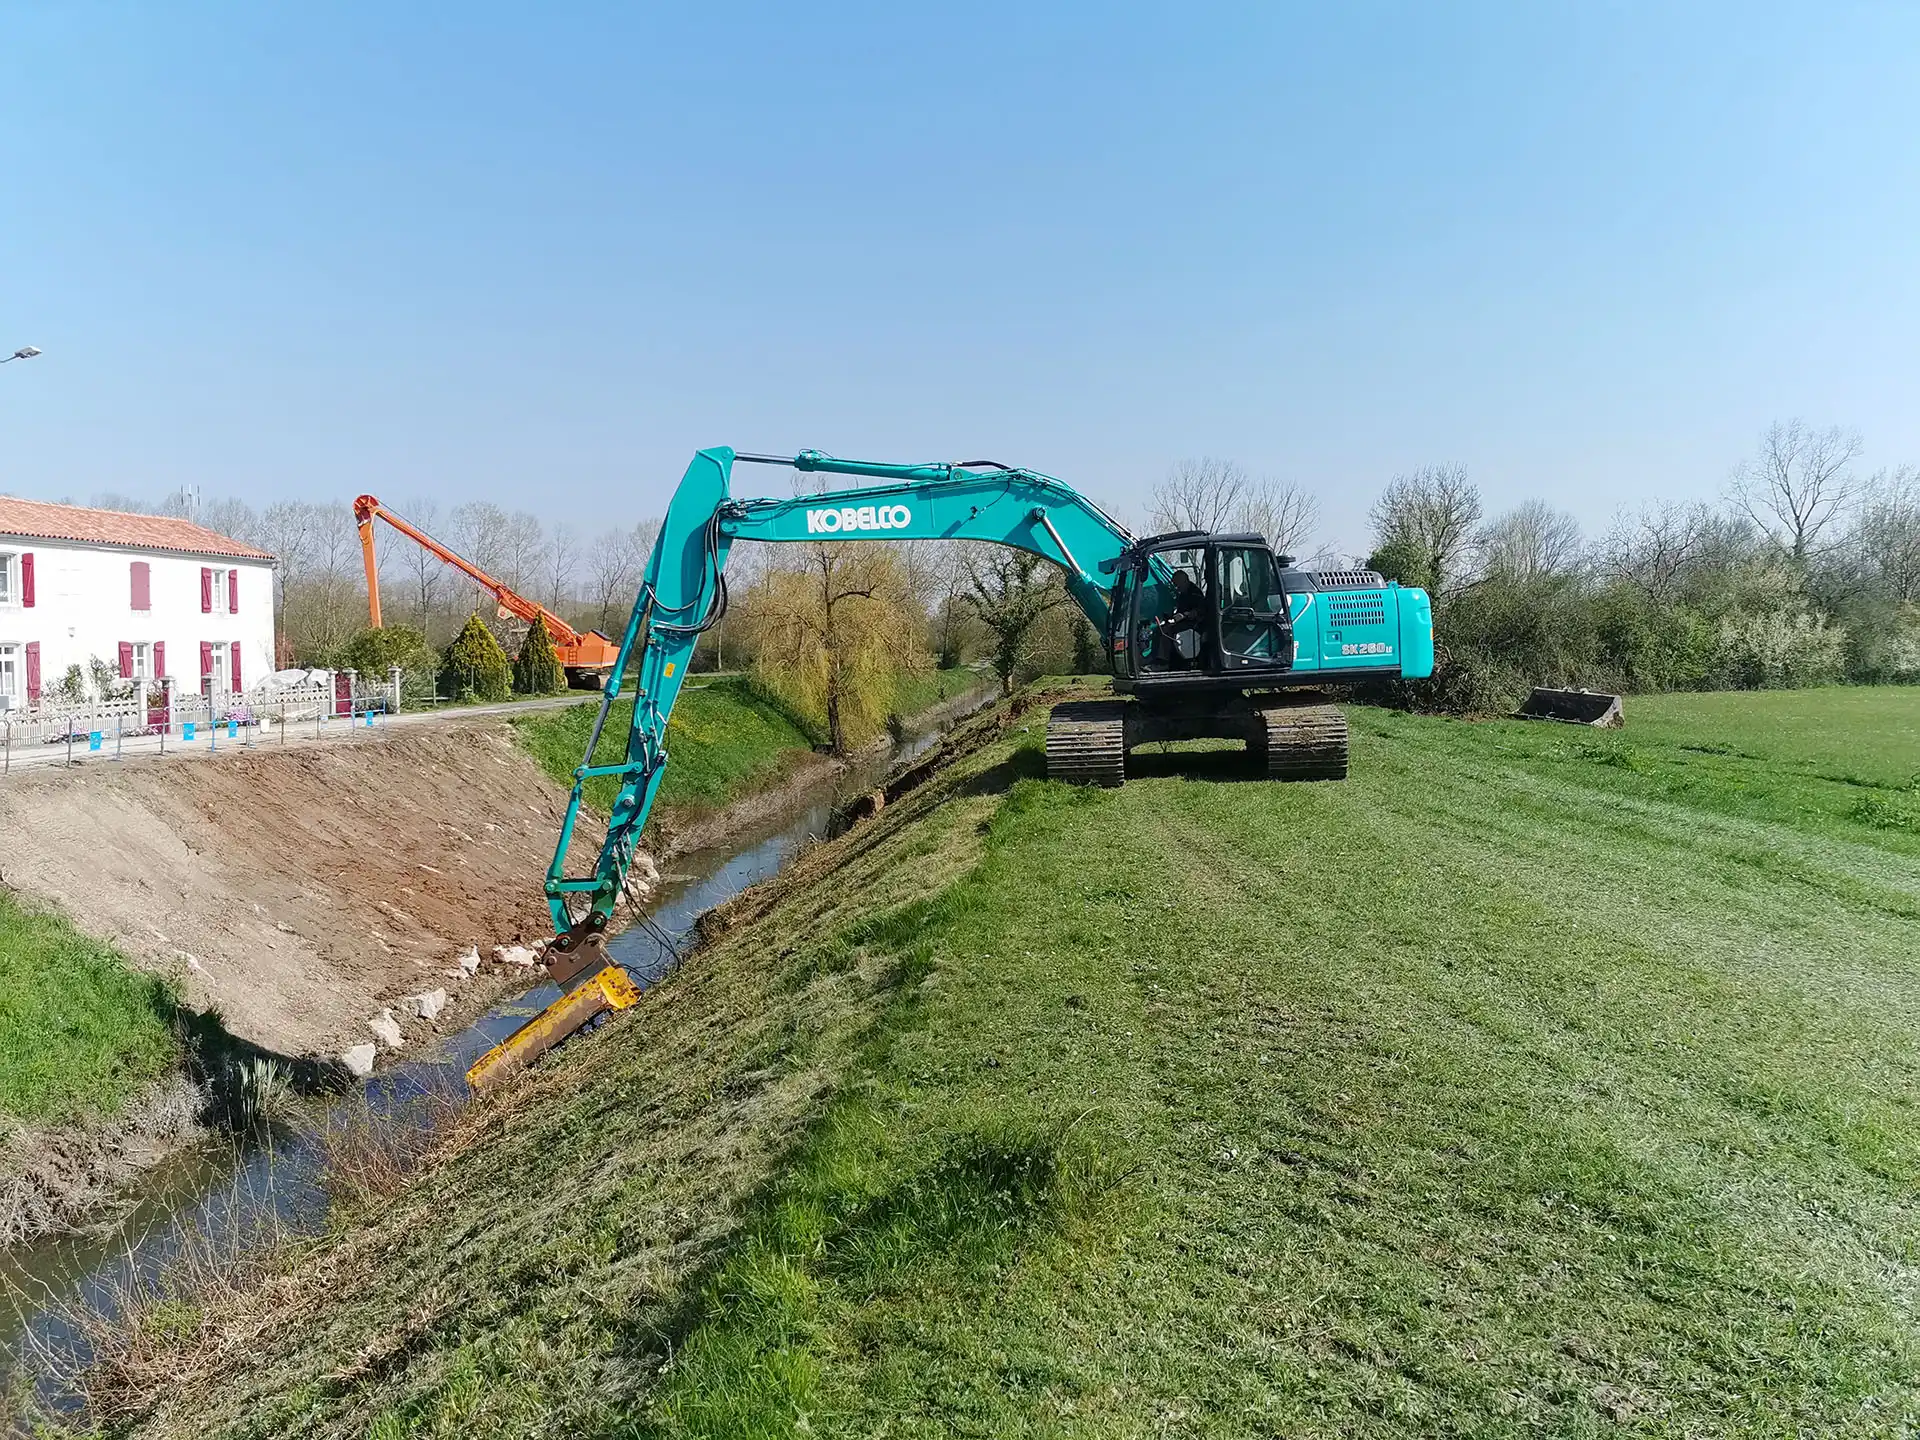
top-left (154, 641), bottom-right (166, 678)
top-left (230, 646), bottom-right (242, 693)
top-left (229, 569), bottom-right (239, 614)
top-left (119, 641), bottom-right (134, 679)
top-left (201, 567), bottom-right (213, 613)
top-left (200, 641), bottom-right (214, 677)
top-left (131, 561), bottom-right (151, 611)
top-left (24, 642), bottom-right (40, 703)
top-left (20, 553), bottom-right (33, 608)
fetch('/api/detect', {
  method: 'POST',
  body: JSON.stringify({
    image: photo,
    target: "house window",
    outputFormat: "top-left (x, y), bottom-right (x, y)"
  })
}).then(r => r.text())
top-left (132, 642), bottom-right (154, 681)
top-left (202, 641), bottom-right (230, 697)
top-left (0, 644), bottom-right (17, 710)
top-left (0, 552), bottom-right (15, 606)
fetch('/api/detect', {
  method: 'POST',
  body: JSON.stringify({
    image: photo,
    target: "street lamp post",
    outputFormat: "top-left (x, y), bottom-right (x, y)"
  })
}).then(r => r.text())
top-left (1, 346), bottom-right (41, 364)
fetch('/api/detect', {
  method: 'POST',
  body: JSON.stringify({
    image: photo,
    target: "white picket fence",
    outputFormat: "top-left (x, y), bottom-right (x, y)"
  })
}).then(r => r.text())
top-left (0, 670), bottom-right (403, 773)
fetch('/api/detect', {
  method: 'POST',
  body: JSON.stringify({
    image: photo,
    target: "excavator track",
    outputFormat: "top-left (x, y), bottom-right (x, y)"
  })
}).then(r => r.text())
top-left (1046, 700), bottom-right (1128, 787)
top-left (1254, 702), bottom-right (1349, 781)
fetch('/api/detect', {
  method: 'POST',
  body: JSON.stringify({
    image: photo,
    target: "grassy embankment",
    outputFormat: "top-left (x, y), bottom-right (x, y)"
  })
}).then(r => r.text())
top-left (77, 683), bottom-right (1920, 1438)
top-left (513, 669), bottom-right (983, 821)
top-left (0, 893), bottom-right (179, 1129)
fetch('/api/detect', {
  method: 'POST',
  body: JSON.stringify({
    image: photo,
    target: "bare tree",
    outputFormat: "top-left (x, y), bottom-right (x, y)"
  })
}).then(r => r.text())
top-left (448, 501), bottom-right (511, 579)
top-left (1601, 502), bottom-right (1713, 601)
top-left (501, 510), bottom-right (547, 593)
top-left (1368, 464), bottom-right (1483, 594)
top-left (1238, 482), bottom-right (1320, 557)
top-left (586, 522), bottom-right (653, 632)
top-left (1843, 466), bottom-right (1920, 603)
top-left (198, 497), bottom-right (262, 547)
top-left (1149, 459), bottom-right (1320, 555)
top-left (1729, 419), bottom-right (1863, 565)
top-left (1478, 500), bottom-right (1583, 583)
top-left (395, 497), bottom-right (446, 629)
top-left (1152, 458), bottom-right (1255, 532)
top-left (545, 522), bottom-right (580, 612)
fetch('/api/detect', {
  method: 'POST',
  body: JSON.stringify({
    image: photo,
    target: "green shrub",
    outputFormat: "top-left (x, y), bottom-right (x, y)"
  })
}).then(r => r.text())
top-left (513, 617), bottom-right (569, 696)
top-left (441, 614), bottom-right (511, 702)
top-left (341, 624), bottom-right (441, 705)
top-left (1713, 608), bottom-right (1849, 689)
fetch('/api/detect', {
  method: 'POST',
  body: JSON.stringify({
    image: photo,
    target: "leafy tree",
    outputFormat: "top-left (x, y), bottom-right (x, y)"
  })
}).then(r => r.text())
top-left (743, 543), bottom-right (923, 755)
top-left (1069, 613), bottom-right (1105, 674)
top-left (513, 616), bottom-right (569, 696)
top-left (966, 548), bottom-right (1067, 695)
top-left (441, 613), bottom-right (511, 702)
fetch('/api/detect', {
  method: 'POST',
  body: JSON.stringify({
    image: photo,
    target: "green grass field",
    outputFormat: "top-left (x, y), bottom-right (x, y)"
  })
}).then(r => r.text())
top-left (104, 685), bottom-right (1920, 1438)
top-left (0, 891), bottom-right (179, 1127)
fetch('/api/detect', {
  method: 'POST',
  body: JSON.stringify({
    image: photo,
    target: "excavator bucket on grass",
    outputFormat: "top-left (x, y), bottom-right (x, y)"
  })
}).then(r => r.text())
top-left (1515, 687), bottom-right (1624, 727)
top-left (465, 965), bottom-right (641, 1093)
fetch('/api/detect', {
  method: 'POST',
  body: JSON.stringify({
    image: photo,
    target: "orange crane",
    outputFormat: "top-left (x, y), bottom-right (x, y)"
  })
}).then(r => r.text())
top-left (353, 495), bottom-right (620, 688)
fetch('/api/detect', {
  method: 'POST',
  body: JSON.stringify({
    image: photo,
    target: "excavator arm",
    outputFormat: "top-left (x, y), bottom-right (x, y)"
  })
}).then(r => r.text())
top-left (354, 494), bottom-right (587, 647)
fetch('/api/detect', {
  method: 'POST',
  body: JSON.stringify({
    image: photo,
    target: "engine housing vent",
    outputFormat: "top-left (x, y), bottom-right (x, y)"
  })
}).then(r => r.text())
top-left (1310, 568), bottom-right (1387, 590)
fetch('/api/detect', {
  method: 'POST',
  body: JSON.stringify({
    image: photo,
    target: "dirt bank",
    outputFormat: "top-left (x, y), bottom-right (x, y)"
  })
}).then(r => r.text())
top-left (0, 719), bottom-right (597, 1061)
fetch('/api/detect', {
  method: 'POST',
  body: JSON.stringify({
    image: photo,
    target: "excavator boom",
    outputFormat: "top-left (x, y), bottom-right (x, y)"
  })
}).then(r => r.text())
top-left (353, 496), bottom-right (620, 684)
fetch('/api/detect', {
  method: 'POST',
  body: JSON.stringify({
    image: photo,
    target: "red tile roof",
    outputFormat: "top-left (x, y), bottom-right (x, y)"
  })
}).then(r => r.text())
top-left (0, 496), bottom-right (275, 561)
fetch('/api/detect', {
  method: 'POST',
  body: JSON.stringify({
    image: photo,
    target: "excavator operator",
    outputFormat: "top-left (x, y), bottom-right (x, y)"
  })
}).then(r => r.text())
top-left (1158, 569), bottom-right (1209, 667)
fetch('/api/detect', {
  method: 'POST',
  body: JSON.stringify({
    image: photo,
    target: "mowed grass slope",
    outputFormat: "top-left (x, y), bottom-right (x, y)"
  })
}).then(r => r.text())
top-left (513, 677), bottom-right (818, 819)
top-left (513, 669), bottom-right (989, 822)
top-left (0, 891), bottom-right (179, 1127)
top-left (115, 686), bottom-right (1920, 1439)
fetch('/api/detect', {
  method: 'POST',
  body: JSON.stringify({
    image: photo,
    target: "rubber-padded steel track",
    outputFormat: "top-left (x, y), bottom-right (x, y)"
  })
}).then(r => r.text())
top-left (1046, 700), bottom-right (1128, 787)
top-left (1255, 703), bottom-right (1349, 781)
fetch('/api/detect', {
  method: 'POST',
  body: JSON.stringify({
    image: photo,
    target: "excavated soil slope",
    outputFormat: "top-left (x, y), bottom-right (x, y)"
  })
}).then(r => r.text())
top-left (0, 720), bottom-right (594, 1059)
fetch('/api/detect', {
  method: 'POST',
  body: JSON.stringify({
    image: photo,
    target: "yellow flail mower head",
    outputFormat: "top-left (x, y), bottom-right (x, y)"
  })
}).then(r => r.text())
top-left (465, 964), bottom-right (641, 1093)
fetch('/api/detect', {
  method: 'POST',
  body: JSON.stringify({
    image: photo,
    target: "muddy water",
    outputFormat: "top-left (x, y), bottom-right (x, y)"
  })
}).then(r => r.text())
top-left (0, 696), bottom-right (986, 1406)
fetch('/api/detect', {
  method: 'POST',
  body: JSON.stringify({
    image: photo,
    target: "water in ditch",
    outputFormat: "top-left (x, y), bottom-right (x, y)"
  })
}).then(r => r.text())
top-left (0, 695), bottom-right (987, 1409)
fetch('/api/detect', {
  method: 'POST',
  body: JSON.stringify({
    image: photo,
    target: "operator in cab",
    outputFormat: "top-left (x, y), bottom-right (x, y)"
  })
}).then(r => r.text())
top-left (1157, 569), bottom-right (1210, 668)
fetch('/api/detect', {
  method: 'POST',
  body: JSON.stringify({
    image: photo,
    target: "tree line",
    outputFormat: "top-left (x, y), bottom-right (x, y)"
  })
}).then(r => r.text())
top-left (1362, 421), bottom-right (1919, 709)
top-left (74, 417), bottom-right (1917, 741)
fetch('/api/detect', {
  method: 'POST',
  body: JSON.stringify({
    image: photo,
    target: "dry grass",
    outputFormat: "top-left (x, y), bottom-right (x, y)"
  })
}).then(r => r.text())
top-left (13, 1169), bottom-right (326, 1432)
top-left (9, 1083), bottom-right (485, 1434)
top-left (314, 1084), bottom-right (467, 1212)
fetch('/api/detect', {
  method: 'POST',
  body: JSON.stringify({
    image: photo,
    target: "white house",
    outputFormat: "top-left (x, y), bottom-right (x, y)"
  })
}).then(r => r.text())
top-left (0, 497), bottom-right (276, 712)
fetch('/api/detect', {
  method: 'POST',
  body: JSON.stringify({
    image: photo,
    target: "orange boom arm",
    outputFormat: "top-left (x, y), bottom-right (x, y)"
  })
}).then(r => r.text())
top-left (352, 496), bottom-right (618, 681)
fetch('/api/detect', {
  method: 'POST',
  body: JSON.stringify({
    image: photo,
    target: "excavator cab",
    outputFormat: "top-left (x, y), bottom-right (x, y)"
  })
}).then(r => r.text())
top-left (1108, 532), bottom-right (1298, 691)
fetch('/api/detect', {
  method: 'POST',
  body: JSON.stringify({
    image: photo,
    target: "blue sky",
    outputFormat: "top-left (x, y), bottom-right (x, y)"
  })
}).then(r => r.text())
top-left (3, 2), bottom-right (1917, 554)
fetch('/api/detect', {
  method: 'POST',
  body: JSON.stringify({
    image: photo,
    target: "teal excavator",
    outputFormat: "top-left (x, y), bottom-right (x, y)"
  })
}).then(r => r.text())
top-left (467, 448), bottom-right (1434, 1087)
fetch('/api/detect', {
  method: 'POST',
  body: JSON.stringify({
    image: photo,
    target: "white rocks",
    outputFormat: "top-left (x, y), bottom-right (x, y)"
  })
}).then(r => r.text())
top-left (275, 922), bottom-right (296, 934)
top-left (339, 1043), bottom-right (377, 1078)
top-left (494, 945), bottom-right (540, 969)
top-left (367, 1009), bottom-right (405, 1049)
top-left (406, 988), bottom-right (448, 1022)
top-left (456, 946), bottom-right (482, 977)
